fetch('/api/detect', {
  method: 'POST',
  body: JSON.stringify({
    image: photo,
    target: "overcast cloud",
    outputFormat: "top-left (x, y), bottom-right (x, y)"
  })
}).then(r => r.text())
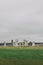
top-left (0, 0), bottom-right (43, 42)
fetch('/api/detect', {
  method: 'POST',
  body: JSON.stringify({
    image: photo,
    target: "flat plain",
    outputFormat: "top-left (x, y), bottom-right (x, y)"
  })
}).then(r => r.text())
top-left (0, 47), bottom-right (43, 65)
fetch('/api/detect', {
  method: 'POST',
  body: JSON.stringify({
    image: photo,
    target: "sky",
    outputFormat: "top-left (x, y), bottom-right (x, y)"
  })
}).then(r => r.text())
top-left (0, 0), bottom-right (43, 42)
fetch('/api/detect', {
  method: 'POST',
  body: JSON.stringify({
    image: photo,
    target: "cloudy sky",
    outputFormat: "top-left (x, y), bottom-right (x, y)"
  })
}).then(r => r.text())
top-left (0, 0), bottom-right (43, 42)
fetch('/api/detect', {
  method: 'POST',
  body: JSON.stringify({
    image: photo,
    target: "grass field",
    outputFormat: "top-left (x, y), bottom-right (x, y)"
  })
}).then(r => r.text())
top-left (0, 47), bottom-right (43, 65)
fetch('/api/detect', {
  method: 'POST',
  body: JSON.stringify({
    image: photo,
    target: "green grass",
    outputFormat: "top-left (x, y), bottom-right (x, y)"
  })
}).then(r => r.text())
top-left (0, 47), bottom-right (43, 65)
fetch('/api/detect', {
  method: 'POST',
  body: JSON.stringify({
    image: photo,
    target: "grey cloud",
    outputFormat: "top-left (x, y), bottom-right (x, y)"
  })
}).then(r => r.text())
top-left (0, 0), bottom-right (43, 41)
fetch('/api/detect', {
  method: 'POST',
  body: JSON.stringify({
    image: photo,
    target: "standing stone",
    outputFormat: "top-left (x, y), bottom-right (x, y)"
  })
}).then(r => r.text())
top-left (13, 42), bottom-right (15, 46)
top-left (11, 40), bottom-right (13, 46)
top-left (32, 42), bottom-right (35, 46)
top-left (15, 39), bottom-right (18, 47)
top-left (4, 41), bottom-right (6, 47)
top-left (24, 40), bottom-right (28, 46)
